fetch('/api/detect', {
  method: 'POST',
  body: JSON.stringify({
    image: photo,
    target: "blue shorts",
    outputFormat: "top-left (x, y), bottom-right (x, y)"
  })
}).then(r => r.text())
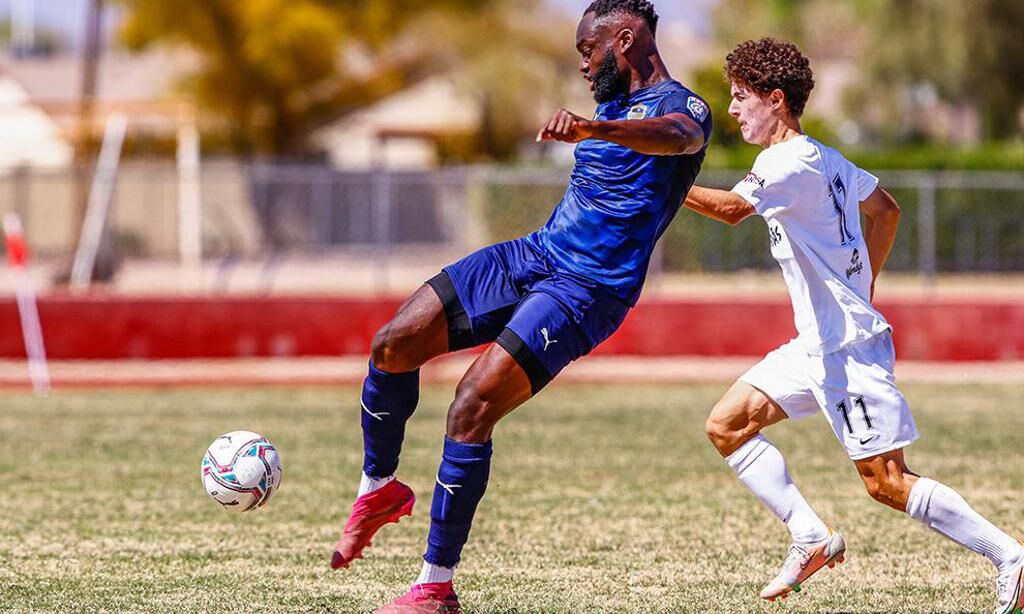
top-left (426, 237), bottom-right (631, 394)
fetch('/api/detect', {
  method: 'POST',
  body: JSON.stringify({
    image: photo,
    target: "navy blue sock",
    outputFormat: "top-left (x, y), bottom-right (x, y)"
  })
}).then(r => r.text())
top-left (424, 438), bottom-right (493, 568)
top-left (361, 361), bottom-right (420, 478)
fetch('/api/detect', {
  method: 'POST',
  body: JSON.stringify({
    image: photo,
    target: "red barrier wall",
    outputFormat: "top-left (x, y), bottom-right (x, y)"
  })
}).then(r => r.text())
top-left (0, 295), bottom-right (1021, 361)
top-left (0, 297), bottom-right (400, 360)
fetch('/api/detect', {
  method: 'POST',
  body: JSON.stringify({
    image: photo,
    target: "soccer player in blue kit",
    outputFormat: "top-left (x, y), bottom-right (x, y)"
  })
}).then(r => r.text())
top-left (330, 2), bottom-right (712, 612)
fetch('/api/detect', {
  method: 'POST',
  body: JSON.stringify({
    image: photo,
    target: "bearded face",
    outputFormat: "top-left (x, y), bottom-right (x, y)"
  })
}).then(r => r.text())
top-left (591, 50), bottom-right (627, 103)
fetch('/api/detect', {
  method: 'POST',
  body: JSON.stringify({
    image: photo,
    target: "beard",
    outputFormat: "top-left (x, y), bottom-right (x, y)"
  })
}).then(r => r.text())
top-left (591, 52), bottom-right (626, 103)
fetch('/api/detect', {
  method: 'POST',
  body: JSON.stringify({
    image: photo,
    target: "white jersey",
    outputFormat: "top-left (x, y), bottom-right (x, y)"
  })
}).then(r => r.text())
top-left (732, 135), bottom-right (891, 354)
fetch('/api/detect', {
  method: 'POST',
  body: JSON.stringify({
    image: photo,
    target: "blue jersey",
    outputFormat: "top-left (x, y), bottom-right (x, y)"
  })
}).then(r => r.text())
top-left (528, 79), bottom-right (712, 306)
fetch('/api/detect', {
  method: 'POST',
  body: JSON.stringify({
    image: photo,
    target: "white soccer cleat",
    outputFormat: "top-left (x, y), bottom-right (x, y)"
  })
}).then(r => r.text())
top-left (994, 554), bottom-right (1024, 614)
top-left (760, 530), bottom-right (846, 602)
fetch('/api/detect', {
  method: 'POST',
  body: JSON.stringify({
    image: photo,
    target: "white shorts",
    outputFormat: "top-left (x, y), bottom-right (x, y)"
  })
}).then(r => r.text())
top-left (740, 331), bottom-right (919, 461)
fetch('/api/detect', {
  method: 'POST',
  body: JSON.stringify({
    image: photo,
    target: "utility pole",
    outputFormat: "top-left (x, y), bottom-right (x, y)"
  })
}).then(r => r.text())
top-left (71, 0), bottom-right (105, 279)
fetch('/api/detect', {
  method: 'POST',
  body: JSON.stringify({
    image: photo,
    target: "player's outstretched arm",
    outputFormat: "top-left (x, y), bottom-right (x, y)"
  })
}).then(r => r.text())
top-left (683, 186), bottom-right (756, 226)
top-left (536, 109), bottom-right (705, 156)
top-left (860, 187), bottom-right (901, 299)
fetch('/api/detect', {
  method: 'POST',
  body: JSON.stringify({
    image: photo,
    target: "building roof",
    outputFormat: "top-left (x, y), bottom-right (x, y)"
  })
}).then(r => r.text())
top-left (0, 50), bottom-right (193, 140)
top-left (0, 49), bottom-right (187, 106)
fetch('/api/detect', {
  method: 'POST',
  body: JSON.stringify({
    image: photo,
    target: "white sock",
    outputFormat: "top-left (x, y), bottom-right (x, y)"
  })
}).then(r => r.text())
top-left (416, 561), bottom-right (455, 585)
top-left (906, 477), bottom-right (1024, 573)
top-left (726, 435), bottom-right (830, 544)
top-left (358, 472), bottom-right (395, 497)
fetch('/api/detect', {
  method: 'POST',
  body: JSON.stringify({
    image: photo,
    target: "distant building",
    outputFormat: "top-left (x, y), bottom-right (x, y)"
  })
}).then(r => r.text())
top-left (0, 50), bottom-right (193, 170)
top-left (315, 76), bottom-right (481, 170)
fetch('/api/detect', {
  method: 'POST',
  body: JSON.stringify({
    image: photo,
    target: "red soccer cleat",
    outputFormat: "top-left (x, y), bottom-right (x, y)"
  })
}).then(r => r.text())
top-left (375, 582), bottom-right (461, 614)
top-left (330, 480), bottom-right (415, 570)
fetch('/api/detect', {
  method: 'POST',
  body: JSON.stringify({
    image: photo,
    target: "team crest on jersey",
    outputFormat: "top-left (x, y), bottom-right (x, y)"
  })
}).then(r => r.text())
top-left (687, 96), bottom-right (709, 122)
top-left (627, 104), bottom-right (648, 120)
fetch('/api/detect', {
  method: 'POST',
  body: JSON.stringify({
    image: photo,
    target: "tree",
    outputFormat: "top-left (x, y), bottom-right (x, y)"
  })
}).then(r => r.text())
top-left (116, 0), bottom-right (511, 156)
top-left (432, 1), bottom-right (579, 160)
top-left (713, 0), bottom-right (864, 56)
top-left (712, 0), bottom-right (806, 51)
top-left (854, 0), bottom-right (1024, 141)
top-left (712, 0), bottom-right (1024, 143)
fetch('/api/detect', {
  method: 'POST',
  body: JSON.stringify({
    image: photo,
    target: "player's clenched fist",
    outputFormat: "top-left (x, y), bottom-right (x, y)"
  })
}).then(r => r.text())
top-left (536, 108), bottom-right (593, 143)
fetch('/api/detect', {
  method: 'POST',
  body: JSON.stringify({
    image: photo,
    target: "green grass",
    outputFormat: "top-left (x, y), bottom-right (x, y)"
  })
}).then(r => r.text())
top-left (1, 383), bottom-right (1022, 613)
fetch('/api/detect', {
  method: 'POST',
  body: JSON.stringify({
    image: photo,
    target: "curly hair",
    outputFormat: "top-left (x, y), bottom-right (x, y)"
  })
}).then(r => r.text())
top-left (725, 38), bottom-right (814, 118)
top-left (585, 0), bottom-right (659, 36)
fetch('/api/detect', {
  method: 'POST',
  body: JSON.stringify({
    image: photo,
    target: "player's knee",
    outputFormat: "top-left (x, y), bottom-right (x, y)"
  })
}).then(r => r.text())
top-left (704, 414), bottom-right (731, 450)
top-left (371, 321), bottom-right (417, 372)
top-left (705, 406), bottom-right (745, 453)
top-left (370, 323), bottom-right (399, 370)
top-left (862, 474), bottom-right (907, 510)
top-left (446, 384), bottom-right (496, 443)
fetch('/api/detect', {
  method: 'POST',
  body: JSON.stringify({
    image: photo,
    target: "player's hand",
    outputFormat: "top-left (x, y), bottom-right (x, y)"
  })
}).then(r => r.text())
top-left (536, 108), bottom-right (593, 143)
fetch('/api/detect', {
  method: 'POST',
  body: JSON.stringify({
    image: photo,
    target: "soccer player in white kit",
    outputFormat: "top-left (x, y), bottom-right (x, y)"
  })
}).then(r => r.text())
top-left (684, 38), bottom-right (1024, 613)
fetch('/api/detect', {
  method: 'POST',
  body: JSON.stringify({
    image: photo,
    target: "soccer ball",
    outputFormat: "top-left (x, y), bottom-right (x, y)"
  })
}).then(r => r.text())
top-left (201, 430), bottom-right (282, 512)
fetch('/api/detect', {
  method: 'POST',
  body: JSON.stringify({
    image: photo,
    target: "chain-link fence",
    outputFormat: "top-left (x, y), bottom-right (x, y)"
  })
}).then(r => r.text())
top-left (0, 162), bottom-right (1022, 292)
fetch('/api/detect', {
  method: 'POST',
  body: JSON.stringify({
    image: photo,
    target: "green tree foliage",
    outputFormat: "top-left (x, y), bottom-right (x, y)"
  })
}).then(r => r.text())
top-left (692, 64), bottom-right (742, 148)
top-left (854, 0), bottom-right (1024, 141)
top-left (714, 0), bottom-right (1024, 143)
top-left (712, 0), bottom-right (806, 50)
top-left (712, 0), bottom-right (865, 59)
top-left (417, 1), bottom-right (579, 161)
top-left (117, 0), bottom-right (564, 157)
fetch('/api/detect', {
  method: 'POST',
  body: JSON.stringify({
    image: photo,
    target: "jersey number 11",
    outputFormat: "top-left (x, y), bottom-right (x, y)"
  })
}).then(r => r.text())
top-left (836, 396), bottom-right (872, 434)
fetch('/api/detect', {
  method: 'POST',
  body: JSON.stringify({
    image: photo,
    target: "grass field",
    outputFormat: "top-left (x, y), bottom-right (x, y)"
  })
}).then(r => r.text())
top-left (1, 383), bottom-right (1022, 613)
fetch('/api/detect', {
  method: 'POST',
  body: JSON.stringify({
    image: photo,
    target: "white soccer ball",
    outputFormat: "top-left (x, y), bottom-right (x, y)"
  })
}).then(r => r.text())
top-left (201, 430), bottom-right (282, 512)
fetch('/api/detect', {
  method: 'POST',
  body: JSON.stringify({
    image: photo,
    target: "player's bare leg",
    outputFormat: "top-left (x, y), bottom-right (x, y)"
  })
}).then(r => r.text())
top-left (705, 380), bottom-right (789, 456)
top-left (706, 381), bottom-right (843, 601)
top-left (332, 285), bottom-right (451, 570)
top-left (377, 343), bottom-right (532, 614)
top-left (855, 449), bottom-right (1024, 614)
top-left (370, 284), bottom-right (451, 374)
